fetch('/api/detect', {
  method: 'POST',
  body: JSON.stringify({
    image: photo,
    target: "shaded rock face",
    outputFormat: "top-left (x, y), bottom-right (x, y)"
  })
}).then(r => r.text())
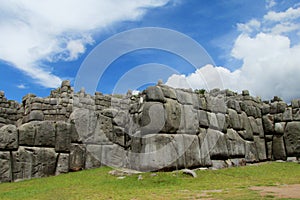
top-left (0, 81), bottom-right (300, 182)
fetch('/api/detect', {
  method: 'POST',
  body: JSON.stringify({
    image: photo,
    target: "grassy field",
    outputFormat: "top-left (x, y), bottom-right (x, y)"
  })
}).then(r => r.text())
top-left (0, 162), bottom-right (299, 200)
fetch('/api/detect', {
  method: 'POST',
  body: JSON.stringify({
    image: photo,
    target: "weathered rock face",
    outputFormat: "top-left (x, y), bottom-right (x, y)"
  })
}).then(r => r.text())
top-left (0, 81), bottom-right (299, 182)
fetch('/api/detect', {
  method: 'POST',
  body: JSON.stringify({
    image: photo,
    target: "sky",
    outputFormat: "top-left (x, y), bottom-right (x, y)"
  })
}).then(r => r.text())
top-left (0, 0), bottom-right (300, 102)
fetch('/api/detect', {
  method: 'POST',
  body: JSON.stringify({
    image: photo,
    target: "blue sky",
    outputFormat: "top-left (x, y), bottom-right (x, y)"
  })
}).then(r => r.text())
top-left (1, 0), bottom-right (300, 102)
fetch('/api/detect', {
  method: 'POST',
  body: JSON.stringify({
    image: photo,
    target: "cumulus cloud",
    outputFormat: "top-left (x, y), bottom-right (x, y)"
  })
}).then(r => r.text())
top-left (265, 0), bottom-right (276, 9)
top-left (264, 7), bottom-right (300, 22)
top-left (17, 84), bottom-right (27, 89)
top-left (166, 4), bottom-right (300, 102)
top-left (237, 19), bottom-right (261, 34)
top-left (0, 0), bottom-right (171, 88)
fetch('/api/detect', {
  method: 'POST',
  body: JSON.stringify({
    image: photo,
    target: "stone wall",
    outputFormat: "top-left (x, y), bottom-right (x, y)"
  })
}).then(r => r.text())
top-left (0, 81), bottom-right (299, 182)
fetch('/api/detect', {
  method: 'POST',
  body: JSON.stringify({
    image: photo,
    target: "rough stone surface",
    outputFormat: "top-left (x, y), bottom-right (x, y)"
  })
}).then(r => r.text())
top-left (228, 109), bottom-right (242, 130)
top-left (245, 141), bottom-right (259, 163)
top-left (145, 86), bottom-right (165, 103)
top-left (70, 144), bottom-right (86, 171)
top-left (272, 136), bottom-right (287, 160)
top-left (253, 136), bottom-right (267, 161)
top-left (18, 122), bottom-right (36, 146)
top-left (55, 121), bottom-right (71, 152)
top-left (55, 153), bottom-right (70, 175)
top-left (12, 147), bottom-right (57, 180)
top-left (179, 105), bottom-right (199, 134)
top-left (1, 81), bottom-right (300, 182)
top-left (205, 129), bottom-right (229, 159)
top-left (0, 152), bottom-right (12, 182)
top-left (226, 129), bottom-right (246, 158)
top-left (35, 121), bottom-right (56, 147)
top-left (160, 86), bottom-right (176, 100)
top-left (263, 115), bottom-right (275, 134)
top-left (0, 125), bottom-right (18, 150)
top-left (163, 99), bottom-right (181, 133)
top-left (140, 102), bottom-right (165, 135)
top-left (28, 110), bottom-right (44, 121)
top-left (284, 122), bottom-right (300, 157)
top-left (176, 90), bottom-right (193, 105)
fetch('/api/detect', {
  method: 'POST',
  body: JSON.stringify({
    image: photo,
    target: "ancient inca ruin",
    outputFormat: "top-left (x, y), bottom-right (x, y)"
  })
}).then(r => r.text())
top-left (0, 80), bottom-right (299, 182)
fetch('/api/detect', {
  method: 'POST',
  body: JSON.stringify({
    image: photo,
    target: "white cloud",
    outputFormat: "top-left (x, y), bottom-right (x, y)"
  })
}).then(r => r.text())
top-left (264, 7), bottom-right (300, 22)
top-left (271, 22), bottom-right (300, 34)
top-left (167, 4), bottom-right (300, 102)
top-left (265, 0), bottom-right (276, 9)
top-left (65, 39), bottom-right (90, 61)
top-left (0, 0), bottom-right (171, 88)
top-left (237, 19), bottom-right (261, 34)
top-left (17, 84), bottom-right (27, 89)
top-left (166, 64), bottom-right (241, 91)
top-left (231, 33), bottom-right (300, 101)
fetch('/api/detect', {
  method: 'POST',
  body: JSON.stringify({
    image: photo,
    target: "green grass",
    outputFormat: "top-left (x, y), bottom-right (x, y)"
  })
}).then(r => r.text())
top-left (0, 162), bottom-right (299, 200)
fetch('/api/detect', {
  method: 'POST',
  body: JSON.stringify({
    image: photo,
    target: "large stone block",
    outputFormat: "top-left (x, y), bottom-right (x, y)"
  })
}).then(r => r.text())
top-left (129, 134), bottom-right (184, 171)
top-left (28, 110), bottom-right (44, 121)
top-left (100, 144), bottom-right (127, 169)
top-left (228, 109), bottom-right (242, 130)
top-left (284, 121), bottom-right (300, 157)
top-left (160, 85), bottom-right (177, 100)
top-left (145, 86), bottom-right (165, 103)
top-left (191, 93), bottom-right (200, 109)
top-left (0, 124), bottom-right (18, 150)
top-left (85, 145), bottom-right (102, 169)
top-left (55, 121), bottom-right (71, 152)
top-left (266, 140), bottom-right (273, 160)
top-left (35, 121), bottom-right (56, 147)
top-left (274, 122), bottom-right (285, 135)
top-left (55, 153), bottom-right (70, 175)
top-left (19, 122), bottom-right (36, 146)
top-left (245, 141), bottom-right (259, 163)
top-left (262, 114), bottom-right (274, 134)
top-left (163, 99), bottom-right (181, 133)
top-left (198, 110), bottom-right (209, 128)
top-left (226, 129), bottom-right (246, 158)
top-left (0, 152), bottom-right (12, 182)
top-left (249, 117), bottom-right (259, 135)
top-left (178, 105), bottom-right (199, 134)
top-left (205, 129), bottom-right (229, 159)
top-left (12, 147), bottom-right (32, 181)
top-left (253, 136), bottom-right (267, 161)
top-left (256, 118), bottom-right (265, 138)
top-left (182, 134), bottom-right (202, 168)
top-left (206, 95), bottom-right (227, 113)
top-left (107, 126), bottom-right (127, 147)
top-left (292, 108), bottom-right (300, 121)
top-left (112, 111), bottom-right (129, 127)
top-left (176, 90), bottom-right (193, 105)
top-left (272, 135), bottom-right (287, 160)
top-left (69, 108), bottom-right (97, 143)
top-left (282, 108), bottom-right (293, 121)
top-left (239, 112), bottom-right (254, 141)
top-left (31, 148), bottom-right (57, 178)
top-left (140, 102), bottom-right (165, 135)
top-left (216, 113), bottom-right (228, 133)
top-left (207, 112), bottom-right (219, 130)
top-left (12, 147), bottom-right (57, 180)
top-left (262, 104), bottom-right (270, 115)
top-left (227, 99), bottom-right (241, 113)
top-left (70, 144), bottom-right (86, 171)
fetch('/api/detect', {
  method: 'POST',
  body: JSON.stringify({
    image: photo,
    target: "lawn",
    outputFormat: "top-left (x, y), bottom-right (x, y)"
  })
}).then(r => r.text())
top-left (0, 162), bottom-right (299, 200)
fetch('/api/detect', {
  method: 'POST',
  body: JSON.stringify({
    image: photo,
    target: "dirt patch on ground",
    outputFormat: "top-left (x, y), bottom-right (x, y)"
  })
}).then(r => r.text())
top-left (251, 184), bottom-right (300, 199)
